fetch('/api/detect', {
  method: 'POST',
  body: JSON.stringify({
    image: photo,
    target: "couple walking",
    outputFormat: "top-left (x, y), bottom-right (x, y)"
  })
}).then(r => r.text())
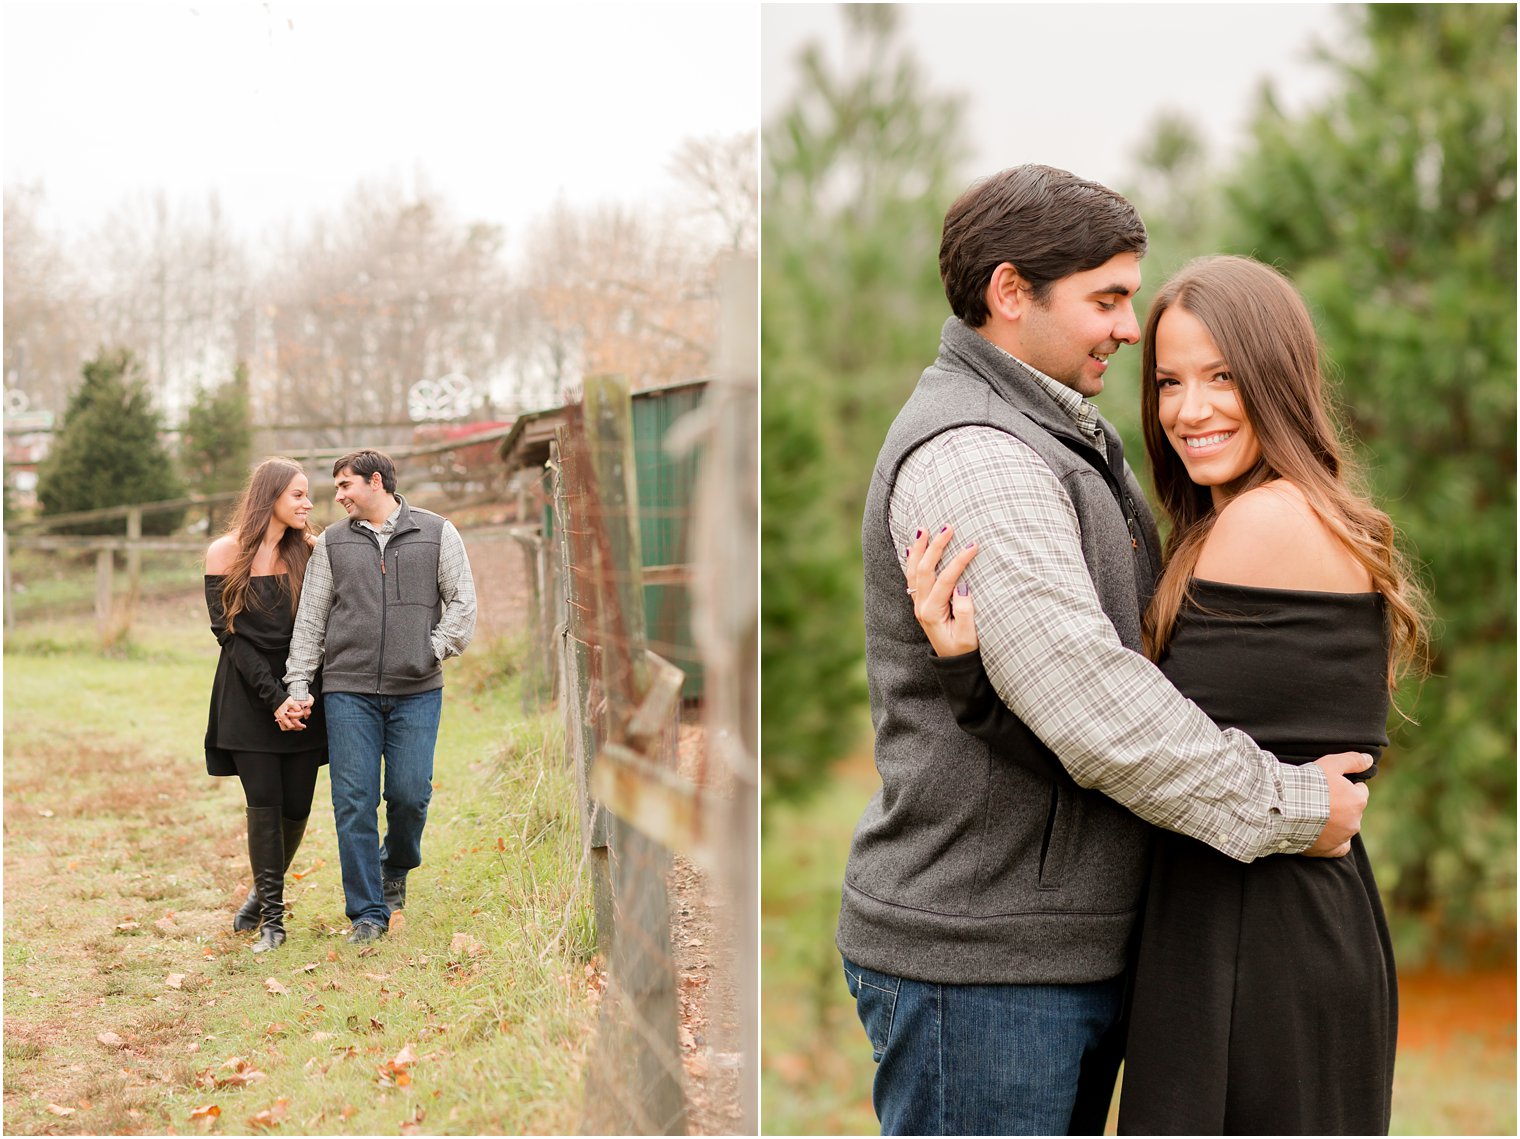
top-left (203, 448), bottom-right (476, 951)
top-left (839, 166), bottom-right (1427, 1134)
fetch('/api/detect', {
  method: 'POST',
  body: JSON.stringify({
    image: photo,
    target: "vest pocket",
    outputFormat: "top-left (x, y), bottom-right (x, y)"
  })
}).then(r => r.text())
top-left (390, 549), bottom-right (440, 606)
top-left (1037, 783), bottom-right (1081, 890)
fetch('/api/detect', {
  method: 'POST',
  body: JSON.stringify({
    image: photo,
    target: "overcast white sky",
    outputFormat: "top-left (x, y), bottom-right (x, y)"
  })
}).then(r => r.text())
top-left (3, 1), bottom-right (759, 246)
top-left (761, 3), bottom-right (1347, 192)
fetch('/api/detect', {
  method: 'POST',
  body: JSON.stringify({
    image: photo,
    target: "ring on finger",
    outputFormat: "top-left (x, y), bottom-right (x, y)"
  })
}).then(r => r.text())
top-left (905, 586), bottom-right (918, 595)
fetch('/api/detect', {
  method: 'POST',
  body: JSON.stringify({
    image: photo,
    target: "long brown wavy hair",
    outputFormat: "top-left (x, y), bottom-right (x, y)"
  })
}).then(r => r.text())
top-left (1138, 256), bottom-right (1429, 693)
top-left (217, 457), bottom-right (318, 633)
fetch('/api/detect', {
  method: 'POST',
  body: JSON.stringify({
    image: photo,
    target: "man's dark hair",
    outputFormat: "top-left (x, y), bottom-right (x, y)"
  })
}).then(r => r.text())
top-left (333, 449), bottom-right (397, 493)
top-left (939, 164), bottom-right (1148, 326)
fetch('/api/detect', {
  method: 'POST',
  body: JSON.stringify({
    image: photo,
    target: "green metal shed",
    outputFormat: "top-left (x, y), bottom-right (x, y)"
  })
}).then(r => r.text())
top-left (499, 378), bottom-right (708, 700)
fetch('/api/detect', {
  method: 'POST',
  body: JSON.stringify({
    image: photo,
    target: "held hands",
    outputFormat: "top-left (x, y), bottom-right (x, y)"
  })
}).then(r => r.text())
top-left (903, 525), bottom-right (980, 658)
top-left (1302, 752), bottom-right (1374, 858)
top-left (275, 696), bottom-right (315, 732)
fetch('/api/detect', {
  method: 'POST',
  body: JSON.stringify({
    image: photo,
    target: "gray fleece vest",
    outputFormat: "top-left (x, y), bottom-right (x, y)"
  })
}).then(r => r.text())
top-left (837, 317), bottom-right (1165, 985)
top-left (321, 494), bottom-right (447, 696)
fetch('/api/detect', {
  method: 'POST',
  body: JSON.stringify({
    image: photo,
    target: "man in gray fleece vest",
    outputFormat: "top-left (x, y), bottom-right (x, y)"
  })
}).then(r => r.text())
top-left (837, 165), bottom-right (1373, 1134)
top-left (280, 449), bottom-right (476, 945)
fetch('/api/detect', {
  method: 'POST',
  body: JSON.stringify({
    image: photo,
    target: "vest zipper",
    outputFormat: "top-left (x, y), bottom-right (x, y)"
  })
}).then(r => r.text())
top-left (376, 544), bottom-right (387, 694)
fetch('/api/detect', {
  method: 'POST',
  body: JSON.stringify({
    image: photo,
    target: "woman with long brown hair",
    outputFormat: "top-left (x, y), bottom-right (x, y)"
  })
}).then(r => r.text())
top-left (204, 457), bottom-right (328, 953)
top-left (906, 254), bottom-right (1427, 1133)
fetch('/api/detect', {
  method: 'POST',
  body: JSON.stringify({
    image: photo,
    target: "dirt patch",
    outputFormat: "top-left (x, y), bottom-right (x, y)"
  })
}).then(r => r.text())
top-left (666, 717), bottom-right (748, 1135)
top-left (1399, 965), bottom-right (1517, 1051)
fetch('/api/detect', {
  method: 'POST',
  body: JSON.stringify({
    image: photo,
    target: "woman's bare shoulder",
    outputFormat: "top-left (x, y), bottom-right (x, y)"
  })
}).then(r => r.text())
top-left (1196, 481), bottom-right (1372, 592)
top-left (205, 535), bottom-right (239, 575)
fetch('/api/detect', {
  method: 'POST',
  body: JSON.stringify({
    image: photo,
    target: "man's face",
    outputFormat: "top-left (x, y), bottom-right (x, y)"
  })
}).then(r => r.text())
top-left (333, 466), bottom-right (386, 520)
top-left (1015, 252), bottom-right (1143, 398)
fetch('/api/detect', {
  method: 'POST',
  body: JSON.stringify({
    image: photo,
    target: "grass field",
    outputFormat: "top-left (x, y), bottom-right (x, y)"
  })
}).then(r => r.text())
top-left (761, 755), bottom-right (1517, 1136)
top-left (3, 606), bottom-right (601, 1135)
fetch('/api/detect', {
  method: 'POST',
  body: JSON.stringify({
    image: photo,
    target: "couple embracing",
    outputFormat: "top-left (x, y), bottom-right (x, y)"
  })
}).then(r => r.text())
top-left (838, 166), bottom-right (1427, 1135)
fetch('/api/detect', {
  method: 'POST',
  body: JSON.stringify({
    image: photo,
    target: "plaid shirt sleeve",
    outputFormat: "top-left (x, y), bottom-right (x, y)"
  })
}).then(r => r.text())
top-left (430, 520), bottom-right (476, 662)
top-left (891, 425), bottom-right (1329, 862)
top-left (283, 533), bottom-right (333, 702)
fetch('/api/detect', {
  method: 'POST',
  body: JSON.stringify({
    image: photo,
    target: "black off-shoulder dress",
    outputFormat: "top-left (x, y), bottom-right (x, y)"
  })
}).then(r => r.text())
top-left (204, 574), bottom-right (327, 775)
top-left (1116, 579), bottom-right (1393, 1135)
top-left (933, 578), bottom-right (1395, 1135)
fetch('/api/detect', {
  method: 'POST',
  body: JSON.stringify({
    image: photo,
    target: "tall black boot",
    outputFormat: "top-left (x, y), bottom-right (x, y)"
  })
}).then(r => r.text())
top-left (233, 815), bottom-right (307, 932)
top-left (246, 807), bottom-right (287, 953)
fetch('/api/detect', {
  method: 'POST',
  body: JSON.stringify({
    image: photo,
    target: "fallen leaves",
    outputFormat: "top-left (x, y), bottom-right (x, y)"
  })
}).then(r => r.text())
top-left (207, 1057), bottom-right (269, 1089)
top-left (190, 1103), bottom-right (220, 1129)
top-left (264, 978), bottom-right (288, 996)
top-left (96, 1030), bottom-right (126, 1049)
top-left (248, 1098), bottom-right (289, 1130)
top-left (44, 1104), bottom-right (75, 1116)
top-left (448, 932), bottom-right (487, 958)
top-left (166, 973), bottom-right (186, 990)
top-left (377, 1041), bottom-right (419, 1088)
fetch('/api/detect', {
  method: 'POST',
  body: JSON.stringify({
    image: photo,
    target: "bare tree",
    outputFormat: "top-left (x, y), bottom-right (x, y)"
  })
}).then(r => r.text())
top-left (517, 198), bottom-right (719, 394)
top-left (3, 184), bottom-right (102, 416)
top-left (670, 130), bottom-right (759, 255)
top-left (87, 189), bottom-right (255, 422)
top-left (261, 179), bottom-right (516, 441)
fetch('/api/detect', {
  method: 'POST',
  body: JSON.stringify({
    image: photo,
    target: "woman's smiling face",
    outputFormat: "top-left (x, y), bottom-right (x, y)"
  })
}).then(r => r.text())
top-left (1153, 305), bottom-right (1262, 507)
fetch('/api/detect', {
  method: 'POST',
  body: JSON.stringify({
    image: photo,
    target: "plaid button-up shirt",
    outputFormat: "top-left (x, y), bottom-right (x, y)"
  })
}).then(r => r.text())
top-left (888, 357), bottom-right (1329, 862)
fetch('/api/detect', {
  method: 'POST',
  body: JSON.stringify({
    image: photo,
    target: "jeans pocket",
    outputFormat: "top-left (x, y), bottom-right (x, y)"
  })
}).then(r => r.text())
top-left (843, 958), bottom-right (900, 1063)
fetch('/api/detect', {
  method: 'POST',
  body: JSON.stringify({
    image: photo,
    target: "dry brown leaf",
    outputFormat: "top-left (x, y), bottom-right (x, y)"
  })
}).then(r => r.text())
top-left (247, 1098), bottom-right (289, 1130)
top-left (97, 1031), bottom-right (125, 1048)
top-left (311, 1031), bottom-right (334, 1043)
top-left (389, 1043), bottom-right (418, 1071)
top-left (297, 962), bottom-right (319, 973)
top-left (115, 920), bottom-right (140, 931)
top-left (449, 932), bottom-right (486, 957)
top-left (189, 1104), bottom-right (220, 1121)
top-left (363, 972), bottom-right (390, 983)
top-left (340, 1104), bottom-right (358, 1120)
top-left (166, 973), bottom-right (186, 990)
top-left (264, 978), bottom-right (288, 996)
top-left (45, 1104), bottom-right (76, 1116)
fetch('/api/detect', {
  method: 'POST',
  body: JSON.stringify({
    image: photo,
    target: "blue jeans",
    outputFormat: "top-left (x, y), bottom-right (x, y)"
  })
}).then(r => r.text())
top-left (842, 956), bottom-right (1126, 1136)
top-left (324, 690), bottom-right (443, 928)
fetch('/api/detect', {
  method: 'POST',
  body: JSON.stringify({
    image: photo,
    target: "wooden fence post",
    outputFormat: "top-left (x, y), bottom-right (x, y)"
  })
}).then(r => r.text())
top-left (577, 375), bottom-right (687, 1136)
top-left (94, 548), bottom-right (114, 636)
top-left (123, 506), bottom-right (143, 632)
top-left (553, 430), bottom-right (615, 959)
top-left (2, 531), bottom-right (13, 637)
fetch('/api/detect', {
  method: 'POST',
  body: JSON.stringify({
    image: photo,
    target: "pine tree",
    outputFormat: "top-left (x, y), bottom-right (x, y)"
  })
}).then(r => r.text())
top-left (181, 360), bottom-right (254, 532)
top-left (36, 348), bottom-right (186, 535)
top-left (1219, 4), bottom-right (1516, 955)
top-left (761, 6), bottom-right (969, 803)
